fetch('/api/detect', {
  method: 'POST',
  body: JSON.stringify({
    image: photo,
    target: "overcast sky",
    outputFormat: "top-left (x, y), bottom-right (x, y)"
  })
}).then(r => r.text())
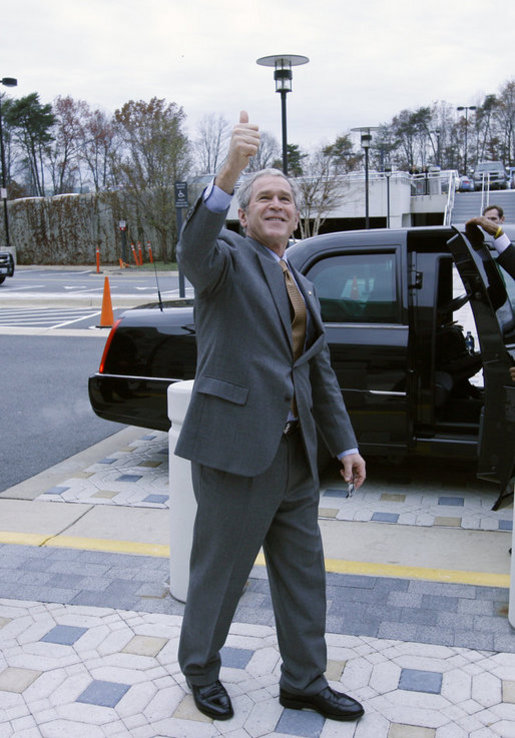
top-left (2, 0), bottom-right (515, 152)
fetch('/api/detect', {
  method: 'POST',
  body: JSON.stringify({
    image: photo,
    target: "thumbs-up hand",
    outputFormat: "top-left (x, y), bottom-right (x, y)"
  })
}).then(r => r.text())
top-left (215, 111), bottom-right (260, 193)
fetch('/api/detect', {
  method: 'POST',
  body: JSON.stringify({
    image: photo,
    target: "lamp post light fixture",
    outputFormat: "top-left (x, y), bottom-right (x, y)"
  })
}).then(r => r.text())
top-left (456, 106), bottom-right (476, 175)
top-left (256, 54), bottom-right (309, 176)
top-left (351, 126), bottom-right (379, 229)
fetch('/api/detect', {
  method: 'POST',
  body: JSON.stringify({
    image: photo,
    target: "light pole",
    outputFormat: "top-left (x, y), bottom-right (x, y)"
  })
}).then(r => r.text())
top-left (0, 77), bottom-right (17, 250)
top-left (256, 54), bottom-right (309, 176)
top-left (384, 166), bottom-right (392, 228)
top-left (351, 126), bottom-right (379, 229)
top-left (456, 105), bottom-right (476, 174)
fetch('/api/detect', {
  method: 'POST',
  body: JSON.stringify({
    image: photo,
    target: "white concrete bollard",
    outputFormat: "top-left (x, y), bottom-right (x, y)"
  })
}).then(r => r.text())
top-left (510, 510), bottom-right (515, 627)
top-left (168, 380), bottom-right (196, 603)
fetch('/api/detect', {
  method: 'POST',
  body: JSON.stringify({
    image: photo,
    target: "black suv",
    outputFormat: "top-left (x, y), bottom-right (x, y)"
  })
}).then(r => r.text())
top-left (0, 250), bottom-right (15, 284)
top-left (89, 225), bottom-right (515, 504)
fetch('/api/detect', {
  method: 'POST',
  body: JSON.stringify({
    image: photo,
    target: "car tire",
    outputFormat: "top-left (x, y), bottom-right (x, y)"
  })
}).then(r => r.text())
top-left (0, 275), bottom-right (6, 285)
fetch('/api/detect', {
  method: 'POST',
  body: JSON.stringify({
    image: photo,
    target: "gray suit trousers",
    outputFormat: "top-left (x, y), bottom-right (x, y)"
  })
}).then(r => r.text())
top-left (178, 428), bottom-right (329, 695)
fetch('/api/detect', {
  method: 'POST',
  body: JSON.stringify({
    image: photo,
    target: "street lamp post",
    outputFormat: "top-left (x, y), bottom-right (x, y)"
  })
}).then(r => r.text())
top-left (0, 77), bottom-right (17, 250)
top-left (456, 105), bottom-right (476, 174)
top-left (256, 54), bottom-right (309, 176)
top-left (351, 126), bottom-right (379, 229)
top-left (384, 166), bottom-right (392, 228)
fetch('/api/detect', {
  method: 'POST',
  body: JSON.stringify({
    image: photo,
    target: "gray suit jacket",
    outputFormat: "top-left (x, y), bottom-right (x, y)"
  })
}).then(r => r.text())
top-left (174, 197), bottom-right (358, 480)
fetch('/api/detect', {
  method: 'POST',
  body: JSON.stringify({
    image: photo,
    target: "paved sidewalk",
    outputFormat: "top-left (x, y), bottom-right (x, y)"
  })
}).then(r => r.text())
top-left (0, 428), bottom-right (513, 736)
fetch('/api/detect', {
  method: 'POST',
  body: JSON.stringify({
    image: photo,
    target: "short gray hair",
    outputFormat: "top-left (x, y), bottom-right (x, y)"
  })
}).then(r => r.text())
top-left (237, 168), bottom-right (301, 212)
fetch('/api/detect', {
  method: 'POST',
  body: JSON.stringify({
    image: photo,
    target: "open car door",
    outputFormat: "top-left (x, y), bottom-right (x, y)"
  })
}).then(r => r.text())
top-left (447, 227), bottom-right (515, 507)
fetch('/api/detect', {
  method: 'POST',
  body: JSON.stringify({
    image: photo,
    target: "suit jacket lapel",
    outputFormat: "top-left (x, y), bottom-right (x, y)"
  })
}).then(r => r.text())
top-left (248, 239), bottom-right (324, 355)
top-left (251, 240), bottom-right (293, 350)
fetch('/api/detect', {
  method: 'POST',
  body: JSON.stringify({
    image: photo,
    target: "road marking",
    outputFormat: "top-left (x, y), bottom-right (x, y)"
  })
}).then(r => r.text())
top-left (64, 285), bottom-right (104, 293)
top-left (0, 307), bottom-right (101, 328)
top-left (52, 311), bottom-right (101, 328)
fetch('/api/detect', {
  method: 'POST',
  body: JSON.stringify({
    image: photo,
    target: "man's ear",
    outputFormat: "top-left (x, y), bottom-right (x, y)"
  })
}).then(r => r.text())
top-left (238, 208), bottom-right (247, 229)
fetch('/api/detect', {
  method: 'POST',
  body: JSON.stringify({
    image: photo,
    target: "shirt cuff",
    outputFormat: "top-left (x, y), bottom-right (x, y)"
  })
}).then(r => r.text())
top-left (494, 232), bottom-right (511, 254)
top-left (203, 179), bottom-right (233, 213)
top-left (338, 449), bottom-right (359, 459)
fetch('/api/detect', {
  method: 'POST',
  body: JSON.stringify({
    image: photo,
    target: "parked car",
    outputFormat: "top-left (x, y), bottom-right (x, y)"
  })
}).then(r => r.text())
top-left (0, 250), bottom-right (15, 285)
top-left (507, 166), bottom-right (515, 189)
top-left (472, 161), bottom-right (508, 190)
top-left (457, 175), bottom-right (474, 192)
top-left (89, 225), bottom-right (515, 505)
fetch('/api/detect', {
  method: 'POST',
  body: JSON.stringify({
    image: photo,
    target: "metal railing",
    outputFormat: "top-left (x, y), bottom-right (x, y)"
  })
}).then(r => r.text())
top-left (479, 174), bottom-right (492, 214)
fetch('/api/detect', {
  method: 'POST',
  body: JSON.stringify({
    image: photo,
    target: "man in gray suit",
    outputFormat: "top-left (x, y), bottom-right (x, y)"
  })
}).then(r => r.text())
top-left (466, 207), bottom-right (515, 382)
top-left (467, 205), bottom-right (515, 280)
top-left (175, 111), bottom-right (366, 723)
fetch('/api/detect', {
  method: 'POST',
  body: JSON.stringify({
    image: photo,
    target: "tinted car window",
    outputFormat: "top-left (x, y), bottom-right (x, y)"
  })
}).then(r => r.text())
top-left (307, 252), bottom-right (399, 323)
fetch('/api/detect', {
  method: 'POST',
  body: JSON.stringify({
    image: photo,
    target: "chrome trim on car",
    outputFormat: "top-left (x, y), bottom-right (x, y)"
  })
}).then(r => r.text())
top-left (368, 390), bottom-right (407, 396)
top-left (95, 372), bottom-right (178, 383)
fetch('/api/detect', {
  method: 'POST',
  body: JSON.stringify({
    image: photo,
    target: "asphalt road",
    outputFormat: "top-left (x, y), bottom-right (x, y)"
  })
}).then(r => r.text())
top-left (0, 266), bottom-right (187, 300)
top-left (0, 333), bottom-right (124, 492)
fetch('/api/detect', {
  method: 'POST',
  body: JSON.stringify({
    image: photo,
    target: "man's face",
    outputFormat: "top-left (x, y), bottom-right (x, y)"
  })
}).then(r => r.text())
top-left (238, 175), bottom-right (299, 254)
top-left (484, 208), bottom-right (504, 225)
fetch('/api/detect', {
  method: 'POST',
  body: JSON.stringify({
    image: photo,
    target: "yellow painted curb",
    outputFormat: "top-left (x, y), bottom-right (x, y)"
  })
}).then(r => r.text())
top-left (0, 532), bottom-right (49, 547)
top-left (323, 557), bottom-right (511, 589)
top-left (255, 552), bottom-right (510, 589)
top-left (44, 535), bottom-right (170, 558)
top-left (0, 532), bottom-right (509, 588)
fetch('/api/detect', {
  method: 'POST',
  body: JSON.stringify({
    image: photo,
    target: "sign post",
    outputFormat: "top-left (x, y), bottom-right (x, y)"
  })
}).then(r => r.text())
top-left (118, 220), bottom-right (128, 264)
top-left (175, 182), bottom-right (188, 298)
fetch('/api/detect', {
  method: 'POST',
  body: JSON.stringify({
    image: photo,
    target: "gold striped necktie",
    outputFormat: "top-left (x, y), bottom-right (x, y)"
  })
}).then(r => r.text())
top-left (279, 259), bottom-right (307, 360)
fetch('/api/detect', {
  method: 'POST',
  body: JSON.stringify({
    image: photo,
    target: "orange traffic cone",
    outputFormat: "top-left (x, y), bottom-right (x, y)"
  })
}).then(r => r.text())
top-left (97, 276), bottom-right (114, 328)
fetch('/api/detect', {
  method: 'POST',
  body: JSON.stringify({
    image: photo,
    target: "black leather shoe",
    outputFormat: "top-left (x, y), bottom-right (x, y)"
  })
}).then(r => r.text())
top-left (187, 679), bottom-right (234, 721)
top-left (279, 685), bottom-right (364, 721)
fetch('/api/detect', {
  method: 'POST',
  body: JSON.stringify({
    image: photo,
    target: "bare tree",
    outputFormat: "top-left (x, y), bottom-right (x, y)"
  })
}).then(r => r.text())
top-left (78, 107), bottom-right (117, 192)
top-left (246, 131), bottom-right (281, 172)
top-left (194, 113), bottom-right (231, 174)
top-left (296, 148), bottom-right (345, 238)
top-left (47, 95), bottom-right (88, 194)
top-left (112, 97), bottom-right (191, 261)
top-left (495, 81), bottom-right (515, 166)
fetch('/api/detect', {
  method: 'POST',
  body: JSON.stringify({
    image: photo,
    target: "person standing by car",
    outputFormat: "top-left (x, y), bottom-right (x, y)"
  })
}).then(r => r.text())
top-left (466, 205), bottom-right (515, 279)
top-left (174, 111), bottom-right (366, 723)
top-left (466, 206), bottom-right (515, 383)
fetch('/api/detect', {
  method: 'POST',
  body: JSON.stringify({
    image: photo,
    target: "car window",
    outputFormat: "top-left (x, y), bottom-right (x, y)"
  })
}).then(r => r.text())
top-left (307, 252), bottom-right (399, 323)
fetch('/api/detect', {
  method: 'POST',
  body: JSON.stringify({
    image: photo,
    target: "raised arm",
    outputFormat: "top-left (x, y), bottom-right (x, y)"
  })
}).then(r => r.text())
top-left (215, 111), bottom-right (260, 194)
